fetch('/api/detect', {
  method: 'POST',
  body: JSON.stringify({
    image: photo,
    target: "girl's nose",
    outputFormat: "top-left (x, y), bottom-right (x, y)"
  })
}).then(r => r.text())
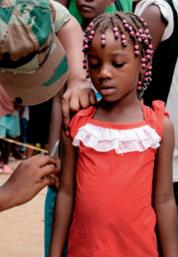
top-left (98, 64), bottom-right (112, 79)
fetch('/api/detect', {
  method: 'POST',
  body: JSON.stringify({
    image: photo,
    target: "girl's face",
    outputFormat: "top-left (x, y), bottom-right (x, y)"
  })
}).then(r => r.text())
top-left (87, 30), bottom-right (141, 103)
top-left (76, 0), bottom-right (114, 20)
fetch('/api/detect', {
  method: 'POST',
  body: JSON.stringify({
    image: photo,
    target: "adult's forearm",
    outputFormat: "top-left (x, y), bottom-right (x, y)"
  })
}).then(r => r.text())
top-left (57, 16), bottom-right (87, 84)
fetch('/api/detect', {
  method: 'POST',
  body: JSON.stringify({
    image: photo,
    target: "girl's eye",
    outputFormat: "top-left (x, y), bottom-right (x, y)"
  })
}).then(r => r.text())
top-left (88, 63), bottom-right (100, 69)
top-left (112, 62), bottom-right (125, 68)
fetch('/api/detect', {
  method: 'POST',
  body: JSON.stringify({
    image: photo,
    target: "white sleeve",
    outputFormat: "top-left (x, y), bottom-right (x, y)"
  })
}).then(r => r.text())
top-left (134, 0), bottom-right (174, 41)
top-left (50, 0), bottom-right (71, 33)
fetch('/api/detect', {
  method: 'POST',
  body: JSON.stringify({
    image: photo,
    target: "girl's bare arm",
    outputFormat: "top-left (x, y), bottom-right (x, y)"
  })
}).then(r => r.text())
top-left (49, 130), bottom-right (76, 257)
top-left (153, 117), bottom-right (178, 257)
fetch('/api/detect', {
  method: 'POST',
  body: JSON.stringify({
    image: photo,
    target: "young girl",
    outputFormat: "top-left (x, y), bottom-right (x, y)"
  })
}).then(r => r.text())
top-left (44, 2), bottom-right (133, 256)
top-left (49, 12), bottom-right (178, 257)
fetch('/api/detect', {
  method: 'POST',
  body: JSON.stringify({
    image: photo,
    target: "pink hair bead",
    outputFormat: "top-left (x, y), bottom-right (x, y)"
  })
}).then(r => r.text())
top-left (113, 27), bottom-right (118, 32)
top-left (130, 31), bottom-right (135, 37)
top-left (101, 39), bottom-right (106, 46)
top-left (146, 54), bottom-right (152, 60)
top-left (121, 34), bottom-right (126, 40)
top-left (134, 51), bottom-right (140, 56)
top-left (114, 32), bottom-right (120, 39)
top-left (144, 39), bottom-right (149, 45)
top-left (134, 45), bottom-right (139, 50)
top-left (122, 39), bottom-right (127, 47)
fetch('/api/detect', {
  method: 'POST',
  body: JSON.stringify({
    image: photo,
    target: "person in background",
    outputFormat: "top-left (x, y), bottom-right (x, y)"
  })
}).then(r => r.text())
top-left (44, 1), bottom-right (133, 256)
top-left (26, 99), bottom-right (52, 158)
top-left (0, 84), bottom-right (21, 174)
top-left (0, 155), bottom-right (57, 212)
top-left (49, 12), bottom-right (178, 257)
top-left (59, 0), bottom-right (132, 26)
top-left (18, 105), bottom-right (29, 158)
top-left (134, 0), bottom-right (178, 209)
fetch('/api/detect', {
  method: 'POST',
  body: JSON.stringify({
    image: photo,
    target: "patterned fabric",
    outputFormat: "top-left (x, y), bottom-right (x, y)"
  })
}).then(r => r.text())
top-left (0, 0), bottom-right (69, 105)
top-left (0, 0), bottom-right (53, 68)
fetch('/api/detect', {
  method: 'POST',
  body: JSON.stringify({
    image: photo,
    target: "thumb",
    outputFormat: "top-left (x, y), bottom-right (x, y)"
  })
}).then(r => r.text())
top-left (37, 177), bottom-right (53, 191)
top-left (41, 176), bottom-right (57, 187)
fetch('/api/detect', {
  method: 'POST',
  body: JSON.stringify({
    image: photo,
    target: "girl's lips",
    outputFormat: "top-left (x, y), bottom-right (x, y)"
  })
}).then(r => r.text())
top-left (79, 5), bottom-right (93, 12)
top-left (99, 87), bottom-right (115, 95)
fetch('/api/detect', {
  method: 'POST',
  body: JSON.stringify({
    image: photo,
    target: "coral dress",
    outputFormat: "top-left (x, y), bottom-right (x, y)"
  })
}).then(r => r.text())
top-left (68, 101), bottom-right (167, 257)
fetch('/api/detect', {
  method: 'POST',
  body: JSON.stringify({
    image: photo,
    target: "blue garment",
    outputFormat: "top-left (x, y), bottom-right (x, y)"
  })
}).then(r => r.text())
top-left (44, 187), bottom-right (67, 257)
top-left (0, 112), bottom-right (20, 138)
top-left (44, 187), bottom-right (57, 257)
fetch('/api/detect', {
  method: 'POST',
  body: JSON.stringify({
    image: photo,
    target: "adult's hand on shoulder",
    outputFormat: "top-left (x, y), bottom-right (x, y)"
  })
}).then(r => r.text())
top-left (62, 79), bottom-right (96, 131)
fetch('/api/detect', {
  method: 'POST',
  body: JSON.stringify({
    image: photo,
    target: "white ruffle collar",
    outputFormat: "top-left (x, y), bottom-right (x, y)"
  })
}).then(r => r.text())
top-left (72, 123), bottom-right (161, 154)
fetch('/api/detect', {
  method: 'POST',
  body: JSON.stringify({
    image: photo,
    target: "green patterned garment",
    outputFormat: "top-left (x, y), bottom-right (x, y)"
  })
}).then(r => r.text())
top-left (0, 0), bottom-right (54, 55)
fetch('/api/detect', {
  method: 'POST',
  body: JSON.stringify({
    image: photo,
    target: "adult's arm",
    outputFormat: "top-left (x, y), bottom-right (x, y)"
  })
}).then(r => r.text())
top-left (57, 15), bottom-right (95, 129)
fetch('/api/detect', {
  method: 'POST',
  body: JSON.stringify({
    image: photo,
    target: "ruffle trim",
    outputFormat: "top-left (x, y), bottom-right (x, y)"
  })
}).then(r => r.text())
top-left (73, 123), bottom-right (161, 154)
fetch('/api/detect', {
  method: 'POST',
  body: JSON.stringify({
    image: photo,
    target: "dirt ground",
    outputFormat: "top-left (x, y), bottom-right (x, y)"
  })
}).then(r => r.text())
top-left (0, 159), bottom-right (47, 257)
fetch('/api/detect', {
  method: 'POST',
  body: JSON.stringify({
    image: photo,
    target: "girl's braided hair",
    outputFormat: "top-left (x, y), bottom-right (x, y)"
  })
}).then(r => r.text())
top-left (82, 12), bottom-right (153, 98)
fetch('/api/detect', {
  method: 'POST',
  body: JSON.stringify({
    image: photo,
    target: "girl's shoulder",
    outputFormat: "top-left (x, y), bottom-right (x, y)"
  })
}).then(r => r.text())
top-left (69, 106), bottom-right (95, 139)
top-left (143, 100), bottom-right (169, 137)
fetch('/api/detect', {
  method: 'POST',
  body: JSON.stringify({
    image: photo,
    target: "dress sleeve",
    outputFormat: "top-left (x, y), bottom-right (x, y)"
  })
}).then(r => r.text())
top-left (69, 107), bottom-right (95, 140)
top-left (50, 0), bottom-right (71, 33)
top-left (152, 100), bottom-right (169, 137)
top-left (134, 0), bottom-right (174, 41)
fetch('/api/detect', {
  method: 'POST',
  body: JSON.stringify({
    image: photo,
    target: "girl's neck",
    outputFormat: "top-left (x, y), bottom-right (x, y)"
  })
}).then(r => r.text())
top-left (95, 98), bottom-right (143, 124)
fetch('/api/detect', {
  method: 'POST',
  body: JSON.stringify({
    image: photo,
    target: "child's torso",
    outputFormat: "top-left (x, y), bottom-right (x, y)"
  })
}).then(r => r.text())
top-left (68, 100), bottom-right (166, 257)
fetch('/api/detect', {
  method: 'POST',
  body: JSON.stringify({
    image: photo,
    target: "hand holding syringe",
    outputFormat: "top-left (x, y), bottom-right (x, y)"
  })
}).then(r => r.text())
top-left (48, 140), bottom-right (60, 188)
